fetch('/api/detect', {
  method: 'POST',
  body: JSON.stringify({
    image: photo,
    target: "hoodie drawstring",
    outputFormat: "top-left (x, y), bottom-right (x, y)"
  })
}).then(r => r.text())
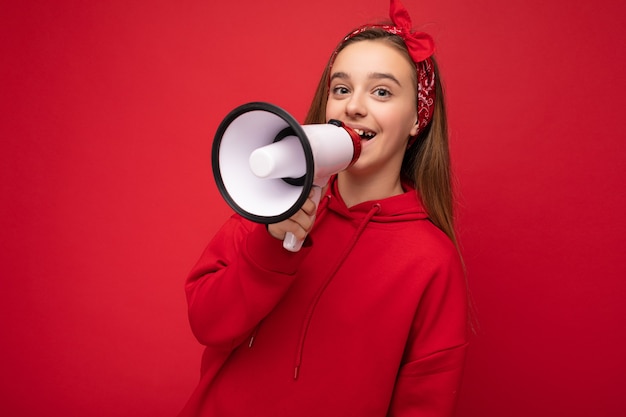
top-left (248, 324), bottom-right (260, 348)
top-left (293, 203), bottom-right (381, 379)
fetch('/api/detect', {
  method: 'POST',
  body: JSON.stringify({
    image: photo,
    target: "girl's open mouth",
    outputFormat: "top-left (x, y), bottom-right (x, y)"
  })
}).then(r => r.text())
top-left (353, 128), bottom-right (376, 140)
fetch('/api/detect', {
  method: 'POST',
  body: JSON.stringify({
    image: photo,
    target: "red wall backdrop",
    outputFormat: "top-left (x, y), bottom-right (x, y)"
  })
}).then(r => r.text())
top-left (1, 0), bottom-right (625, 416)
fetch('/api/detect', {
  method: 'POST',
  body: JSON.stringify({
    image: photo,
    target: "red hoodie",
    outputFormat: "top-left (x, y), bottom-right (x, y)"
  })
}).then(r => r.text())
top-left (179, 177), bottom-right (468, 417)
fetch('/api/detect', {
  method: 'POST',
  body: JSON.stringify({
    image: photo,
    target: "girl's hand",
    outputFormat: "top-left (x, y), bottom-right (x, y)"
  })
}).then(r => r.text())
top-left (267, 189), bottom-right (319, 244)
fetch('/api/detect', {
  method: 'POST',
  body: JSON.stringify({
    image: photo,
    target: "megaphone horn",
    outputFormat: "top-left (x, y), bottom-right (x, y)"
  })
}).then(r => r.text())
top-left (212, 102), bottom-right (361, 251)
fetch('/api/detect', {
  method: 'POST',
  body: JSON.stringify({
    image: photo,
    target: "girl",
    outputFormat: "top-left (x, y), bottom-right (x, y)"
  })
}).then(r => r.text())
top-left (179, 0), bottom-right (468, 416)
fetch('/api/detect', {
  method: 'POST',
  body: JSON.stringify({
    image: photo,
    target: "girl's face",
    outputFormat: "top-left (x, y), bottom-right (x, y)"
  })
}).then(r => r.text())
top-left (326, 40), bottom-right (419, 179)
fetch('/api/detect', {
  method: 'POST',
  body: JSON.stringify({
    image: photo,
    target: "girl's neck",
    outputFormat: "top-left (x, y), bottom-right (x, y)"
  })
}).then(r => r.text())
top-left (337, 171), bottom-right (404, 208)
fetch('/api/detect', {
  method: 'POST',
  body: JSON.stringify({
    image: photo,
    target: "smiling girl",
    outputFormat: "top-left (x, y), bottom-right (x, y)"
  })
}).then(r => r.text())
top-left (179, 1), bottom-right (469, 416)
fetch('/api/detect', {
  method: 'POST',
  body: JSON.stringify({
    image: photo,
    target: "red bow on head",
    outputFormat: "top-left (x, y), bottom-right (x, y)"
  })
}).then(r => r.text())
top-left (387, 0), bottom-right (435, 62)
top-left (343, 0), bottom-right (435, 63)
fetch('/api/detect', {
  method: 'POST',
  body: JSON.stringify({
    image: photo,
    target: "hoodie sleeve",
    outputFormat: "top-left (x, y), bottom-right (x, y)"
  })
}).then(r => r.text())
top-left (185, 214), bottom-right (310, 350)
top-left (387, 248), bottom-right (469, 417)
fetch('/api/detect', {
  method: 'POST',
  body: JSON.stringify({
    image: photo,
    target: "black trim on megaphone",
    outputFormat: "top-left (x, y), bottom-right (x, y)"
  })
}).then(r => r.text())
top-left (212, 102), bottom-right (315, 224)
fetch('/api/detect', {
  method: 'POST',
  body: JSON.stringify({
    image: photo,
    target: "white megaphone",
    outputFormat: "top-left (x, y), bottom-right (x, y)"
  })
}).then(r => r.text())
top-left (212, 102), bottom-right (361, 252)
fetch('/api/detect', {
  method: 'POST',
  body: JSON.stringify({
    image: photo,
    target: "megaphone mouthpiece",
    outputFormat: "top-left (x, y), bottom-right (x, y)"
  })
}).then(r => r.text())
top-left (249, 136), bottom-right (306, 179)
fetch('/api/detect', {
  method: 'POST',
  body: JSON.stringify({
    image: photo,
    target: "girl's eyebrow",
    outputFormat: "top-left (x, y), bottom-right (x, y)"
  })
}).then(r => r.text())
top-left (330, 71), bottom-right (401, 87)
top-left (329, 71), bottom-right (350, 82)
top-left (369, 72), bottom-right (402, 86)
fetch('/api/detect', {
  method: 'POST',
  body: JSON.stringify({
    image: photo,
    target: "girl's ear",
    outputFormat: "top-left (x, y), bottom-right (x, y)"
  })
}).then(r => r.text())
top-left (409, 120), bottom-right (420, 137)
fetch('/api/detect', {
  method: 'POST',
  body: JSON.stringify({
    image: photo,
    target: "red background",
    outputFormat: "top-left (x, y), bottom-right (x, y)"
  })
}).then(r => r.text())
top-left (1, 0), bottom-right (625, 416)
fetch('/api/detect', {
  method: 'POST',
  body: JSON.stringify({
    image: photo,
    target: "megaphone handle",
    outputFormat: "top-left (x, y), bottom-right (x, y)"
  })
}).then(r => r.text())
top-left (282, 185), bottom-right (323, 252)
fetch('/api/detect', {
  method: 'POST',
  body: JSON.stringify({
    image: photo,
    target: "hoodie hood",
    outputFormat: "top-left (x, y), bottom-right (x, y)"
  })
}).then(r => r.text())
top-left (324, 175), bottom-right (430, 223)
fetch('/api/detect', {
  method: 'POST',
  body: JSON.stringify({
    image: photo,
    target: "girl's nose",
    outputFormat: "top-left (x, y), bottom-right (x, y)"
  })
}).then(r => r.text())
top-left (345, 92), bottom-right (367, 118)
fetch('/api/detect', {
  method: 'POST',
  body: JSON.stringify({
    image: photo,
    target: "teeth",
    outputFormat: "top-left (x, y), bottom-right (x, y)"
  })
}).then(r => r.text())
top-left (353, 128), bottom-right (375, 139)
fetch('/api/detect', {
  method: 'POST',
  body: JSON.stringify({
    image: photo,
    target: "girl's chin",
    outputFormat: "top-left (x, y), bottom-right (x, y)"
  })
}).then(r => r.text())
top-left (343, 158), bottom-right (374, 175)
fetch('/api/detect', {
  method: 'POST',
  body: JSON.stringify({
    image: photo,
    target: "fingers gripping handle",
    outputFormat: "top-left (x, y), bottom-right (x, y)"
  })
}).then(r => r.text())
top-left (282, 185), bottom-right (323, 252)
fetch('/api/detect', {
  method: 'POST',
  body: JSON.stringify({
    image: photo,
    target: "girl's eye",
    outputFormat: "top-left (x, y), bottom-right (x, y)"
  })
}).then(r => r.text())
top-left (374, 88), bottom-right (391, 98)
top-left (332, 86), bottom-right (350, 95)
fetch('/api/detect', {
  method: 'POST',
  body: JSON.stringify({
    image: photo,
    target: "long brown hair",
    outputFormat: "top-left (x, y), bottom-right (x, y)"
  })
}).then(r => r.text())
top-left (304, 28), bottom-right (460, 250)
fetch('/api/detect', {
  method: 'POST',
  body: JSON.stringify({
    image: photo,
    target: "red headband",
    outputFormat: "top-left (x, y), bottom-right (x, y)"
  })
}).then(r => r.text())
top-left (330, 0), bottom-right (436, 140)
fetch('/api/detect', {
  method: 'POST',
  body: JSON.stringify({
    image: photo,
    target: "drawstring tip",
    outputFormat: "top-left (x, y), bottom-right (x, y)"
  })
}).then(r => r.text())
top-left (293, 366), bottom-right (300, 380)
top-left (248, 335), bottom-right (255, 348)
